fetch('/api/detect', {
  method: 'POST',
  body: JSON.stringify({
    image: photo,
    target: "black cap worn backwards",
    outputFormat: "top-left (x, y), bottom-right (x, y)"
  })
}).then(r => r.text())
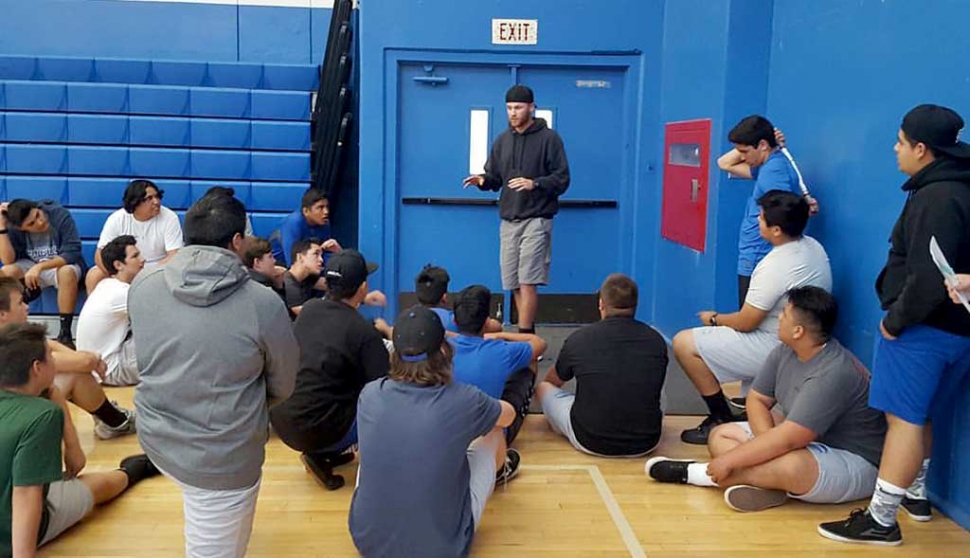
top-left (505, 84), bottom-right (534, 104)
top-left (392, 305), bottom-right (445, 362)
top-left (902, 104), bottom-right (970, 159)
top-left (323, 249), bottom-right (378, 293)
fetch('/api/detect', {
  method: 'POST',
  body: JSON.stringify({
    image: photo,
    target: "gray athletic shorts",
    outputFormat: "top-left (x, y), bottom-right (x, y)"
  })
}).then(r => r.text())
top-left (39, 478), bottom-right (95, 546)
top-left (693, 326), bottom-right (779, 394)
top-left (103, 336), bottom-right (140, 386)
top-left (539, 384), bottom-right (659, 458)
top-left (734, 422), bottom-right (877, 504)
top-left (466, 434), bottom-right (501, 529)
top-left (13, 259), bottom-right (81, 289)
top-left (500, 217), bottom-right (552, 291)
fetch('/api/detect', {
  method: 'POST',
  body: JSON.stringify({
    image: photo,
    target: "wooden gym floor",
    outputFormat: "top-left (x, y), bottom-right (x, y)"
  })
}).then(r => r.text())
top-left (41, 388), bottom-right (970, 557)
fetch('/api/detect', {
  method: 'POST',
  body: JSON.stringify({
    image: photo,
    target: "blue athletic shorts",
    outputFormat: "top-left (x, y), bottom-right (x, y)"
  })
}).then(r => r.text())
top-left (869, 324), bottom-right (970, 425)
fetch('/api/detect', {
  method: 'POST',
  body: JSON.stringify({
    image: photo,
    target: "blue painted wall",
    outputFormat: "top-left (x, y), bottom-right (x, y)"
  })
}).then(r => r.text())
top-left (0, 0), bottom-right (332, 64)
top-left (765, 0), bottom-right (970, 528)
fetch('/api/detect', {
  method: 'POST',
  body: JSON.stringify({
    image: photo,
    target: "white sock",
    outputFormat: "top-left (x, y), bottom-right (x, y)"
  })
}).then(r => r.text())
top-left (868, 478), bottom-right (906, 527)
top-left (687, 463), bottom-right (717, 487)
top-left (906, 458), bottom-right (931, 500)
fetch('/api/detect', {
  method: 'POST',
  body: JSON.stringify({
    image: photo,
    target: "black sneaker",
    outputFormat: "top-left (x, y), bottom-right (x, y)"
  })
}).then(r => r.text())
top-left (119, 454), bottom-right (161, 487)
top-left (901, 496), bottom-right (932, 522)
top-left (496, 448), bottom-right (521, 484)
top-left (301, 451), bottom-right (354, 491)
top-left (728, 397), bottom-right (746, 411)
top-left (644, 457), bottom-right (693, 484)
top-left (817, 509), bottom-right (902, 546)
top-left (680, 415), bottom-right (727, 445)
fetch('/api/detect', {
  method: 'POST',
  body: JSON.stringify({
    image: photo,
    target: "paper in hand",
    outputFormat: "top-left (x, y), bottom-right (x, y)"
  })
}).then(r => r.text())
top-left (930, 236), bottom-right (970, 314)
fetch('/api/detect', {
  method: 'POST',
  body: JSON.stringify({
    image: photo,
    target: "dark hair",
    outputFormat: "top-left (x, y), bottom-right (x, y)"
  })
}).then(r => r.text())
top-left (728, 115), bottom-right (777, 148)
top-left (0, 277), bottom-right (25, 312)
top-left (0, 323), bottom-right (49, 388)
top-left (290, 237), bottom-right (321, 267)
top-left (757, 190), bottom-right (809, 238)
top-left (786, 286), bottom-right (838, 343)
top-left (599, 273), bottom-right (638, 317)
top-left (301, 188), bottom-right (328, 210)
top-left (183, 192), bottom-right (247, 249)
top-left (123, 179), bottom-right (163, 213)
top-left (203, 186), bottom-right (236, 199)
top-left (389, 340), bottom-right (454, 387)
top-left (453, 285), bottom-right (491, 335)
top-left (101, 235), bottom-right (138, 276)
top-left (241, 236), bottom-right (272, 269)
top-left (4, 199), bottom-right (38, 228)
top-left (900, 130), bottom-right (942, 159)
top-left (415, 265), bottom-right (450, 305)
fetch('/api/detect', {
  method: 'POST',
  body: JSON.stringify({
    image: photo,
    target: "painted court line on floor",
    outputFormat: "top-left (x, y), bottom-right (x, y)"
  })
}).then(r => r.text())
top-left (522, 465), bottom-right (647, 558)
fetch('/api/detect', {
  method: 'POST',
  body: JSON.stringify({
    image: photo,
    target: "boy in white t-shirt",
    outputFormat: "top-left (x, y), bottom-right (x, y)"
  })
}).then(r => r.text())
top-left (77, 235), bottom-right (145, 386)
top-left (672, 190), bottom-right (832, 445)
top-left (85, 179), bottom-right (182, 293)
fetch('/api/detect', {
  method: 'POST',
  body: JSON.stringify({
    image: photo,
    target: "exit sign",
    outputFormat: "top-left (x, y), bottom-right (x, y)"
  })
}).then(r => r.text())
top-left (492, 19), bottom-right (538, 45)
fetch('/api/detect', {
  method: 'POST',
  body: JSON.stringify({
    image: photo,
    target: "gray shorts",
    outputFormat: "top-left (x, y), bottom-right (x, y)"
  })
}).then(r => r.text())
top-left (39, 478), bottom-right (95, 546)
top-left (734, 422), bottom-right (877, 504)
top-left (103, 336), bottom-right (140, 386)
top-left (500, 218), bottom-right (552, 291)
top-left (693, 326), bottom-right (779, 395)
top-left (13, 259), bottom-right (81, 289)
top-left (466, 434), bottom-right (501, 529)
top-left (539, 385), bottom-right (659, 458)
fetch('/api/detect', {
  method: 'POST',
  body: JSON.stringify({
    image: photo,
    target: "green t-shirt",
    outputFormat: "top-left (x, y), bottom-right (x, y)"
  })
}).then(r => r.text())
top-left (0, 390), bottom-right (64, 556)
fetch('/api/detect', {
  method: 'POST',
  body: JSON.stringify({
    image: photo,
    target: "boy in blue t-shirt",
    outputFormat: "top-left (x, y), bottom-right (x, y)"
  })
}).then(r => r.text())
top-left (270, 188), bottom-right (341, 266)
top-left (0, 323), bottom-right (159, 556)
top-left (350, 306), bottom-right (518, 558)
top-left (452, 285), bottom-right (546, 444)
top-left (717, 116), bottom-right (818, 307)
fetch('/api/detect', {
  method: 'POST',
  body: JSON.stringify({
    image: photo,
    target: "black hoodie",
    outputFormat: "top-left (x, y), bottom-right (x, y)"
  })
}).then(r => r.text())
top-left (876, 157), bottom-right (970, 337)
top-left (479, 118), bottom-right (570, 220)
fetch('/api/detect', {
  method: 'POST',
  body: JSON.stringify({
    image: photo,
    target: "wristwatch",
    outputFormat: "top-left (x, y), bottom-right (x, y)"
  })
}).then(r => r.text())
top-left (709, 313), bottom-right (718, 326)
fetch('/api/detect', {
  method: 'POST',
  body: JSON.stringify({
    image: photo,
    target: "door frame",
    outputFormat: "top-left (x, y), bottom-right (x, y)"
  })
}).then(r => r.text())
top-left (379, 49), bottom-right (643, 319)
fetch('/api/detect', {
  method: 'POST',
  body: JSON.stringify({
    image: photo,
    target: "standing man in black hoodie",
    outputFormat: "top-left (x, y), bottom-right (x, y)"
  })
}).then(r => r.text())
top-left (819, 105), bottom-right (970, 546)
top-left (463, 85), bottom-right (570, 334)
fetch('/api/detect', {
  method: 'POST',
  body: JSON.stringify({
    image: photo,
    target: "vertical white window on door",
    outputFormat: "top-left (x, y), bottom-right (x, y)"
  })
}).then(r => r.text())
top-left (469, 109), bottom-right (489, 175)
top-left (535, 109), bottom-right (554, 129)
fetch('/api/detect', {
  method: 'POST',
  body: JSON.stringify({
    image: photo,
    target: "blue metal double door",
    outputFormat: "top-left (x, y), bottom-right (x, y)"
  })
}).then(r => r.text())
top-left (394, 54), bottom-right (635, 322)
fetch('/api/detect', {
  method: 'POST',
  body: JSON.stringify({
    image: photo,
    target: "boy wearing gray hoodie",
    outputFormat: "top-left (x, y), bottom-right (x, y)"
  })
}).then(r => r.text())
top-left (129, 194), bottom-right (299, 558)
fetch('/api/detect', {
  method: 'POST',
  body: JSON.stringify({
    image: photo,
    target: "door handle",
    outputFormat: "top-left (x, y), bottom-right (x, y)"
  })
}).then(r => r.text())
top-left (413, 76), bottom-right (449, 86)
top-left (690, 178), bottom-right (700, 202)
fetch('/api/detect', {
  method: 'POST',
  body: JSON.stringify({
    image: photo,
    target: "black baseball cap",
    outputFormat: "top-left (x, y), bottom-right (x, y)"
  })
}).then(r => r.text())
top-left (901, 104), bottom-right (970, 159)
top-left (323, 249), bottom-right (378, 292)
top-left (506, 85), bottom-right (534, 104)
top-left (393, 305), bottom-right (445, 362)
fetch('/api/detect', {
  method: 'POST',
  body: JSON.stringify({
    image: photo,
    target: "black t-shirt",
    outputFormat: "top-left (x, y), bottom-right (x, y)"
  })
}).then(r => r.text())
top-left (283, 271), bottom-right (319, 311)
top-left (555, 316), bottom-right (668, 455)
top-left (269, 299), bottom-right (389, 451)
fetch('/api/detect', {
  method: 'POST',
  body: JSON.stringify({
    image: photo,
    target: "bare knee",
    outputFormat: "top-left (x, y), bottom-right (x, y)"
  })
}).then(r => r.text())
top-left (672, 329), bottom-right (696, 359)
top-left (708, 423), bottom-right (748, 455)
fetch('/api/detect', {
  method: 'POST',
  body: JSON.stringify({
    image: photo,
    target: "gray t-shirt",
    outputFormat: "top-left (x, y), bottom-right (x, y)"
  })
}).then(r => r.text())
top-left (350, 378), bottom-right (501, 558)
top-left (752, 340), bottom-right (886, 466)
top-left (746, 236), bottom-right (832, 334)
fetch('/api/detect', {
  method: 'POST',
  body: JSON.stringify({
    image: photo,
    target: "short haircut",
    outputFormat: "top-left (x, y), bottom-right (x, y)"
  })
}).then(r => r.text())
top-left (453, 285), bottom-right (491, 335)
top-left (757, 190), bottom-right (809, 238)
top-left (301, 188), bottom-right (328, 210)
top-left (4, 199), bottom-right (38, 228)
top-left (786, 286), bottom-right (838, 343)
top-left (389, 340), bottom-right (454, 387)
top-left (0, 277), bottom-right (25, 312)
top-left (599, 273), bottom-right (638, 317)
top-left (122, 179), bottom-right (163, 213)
top-left (183, 192), bottom-right (247, 249)
top-left (290, 237), bottom-right (321, 267)
top-left (415, 265), bottom-right (450, 305)
top-left (101, 235), bottom-right (137, 276)
top-left (241, 236), bottom-right (272, 269)
top-left (728, 115), bottom-right (777, 148)
top-left (202, 186), bottom-right (236, 199)
top-left (0, 323), bottom-right (49, 388)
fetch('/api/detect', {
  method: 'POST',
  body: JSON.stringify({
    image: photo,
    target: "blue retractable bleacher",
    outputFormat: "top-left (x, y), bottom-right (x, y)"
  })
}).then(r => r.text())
top-left (0, 54), bottom-right (317, 314)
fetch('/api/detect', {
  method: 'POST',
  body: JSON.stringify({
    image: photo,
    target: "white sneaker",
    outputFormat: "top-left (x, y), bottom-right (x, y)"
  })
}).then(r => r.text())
top-left (94, 405), bottom-right (137, 440)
